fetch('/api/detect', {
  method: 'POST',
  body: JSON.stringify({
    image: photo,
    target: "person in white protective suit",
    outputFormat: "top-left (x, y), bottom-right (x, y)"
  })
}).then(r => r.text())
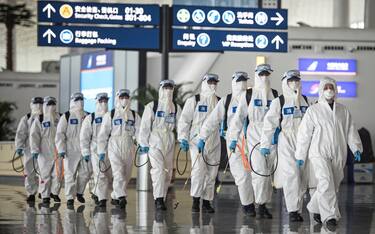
top-left (260, 70), bottom-right (310, 222)
top-left (199, 72), bottom-right (256, 216)
top-left (228, 64), bottom-right (279, 219)
top-left (97, 89), bottom-right (140, 209)
top-left (80, 93), bottom-right (113, 208)
top-left (178, 74), bottom-right (221, 213)
top-left (138, 80), bottom-right (182, 211)
top-left (29, 96), bottom-right (63, 205)
top-left (15, 96), bottom-right (43, 202)
top-left (295, 77), bottom-right (362, 229)
top-left (55, 92), bottom-right (91, 207)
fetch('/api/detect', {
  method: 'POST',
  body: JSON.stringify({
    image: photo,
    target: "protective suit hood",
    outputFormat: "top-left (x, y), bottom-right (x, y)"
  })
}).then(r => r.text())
top-left (232, 71), bottom-right (248, 96)
top-left (318, 77), bottom-right (337, 103)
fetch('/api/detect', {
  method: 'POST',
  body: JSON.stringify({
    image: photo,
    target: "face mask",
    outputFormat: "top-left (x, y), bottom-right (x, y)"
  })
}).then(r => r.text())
top-left (97, 102), bottom-right (108, 113)
top-left (43, 105), bottom-right (55, 115)
top-left (75, 100), bottom-right (84, 110)
top-left (120, 99), bottom-right (130, 109)
top-left (208, 84), bottom-right (217, 92)
top-left (288, 81), bottom-right (300, 91)
top-left (323, 89), bottom-right (335, 100)
top-left (31, 104), bottom-right (42, 114)
top-left (163, 89), bottom-right (174, 100)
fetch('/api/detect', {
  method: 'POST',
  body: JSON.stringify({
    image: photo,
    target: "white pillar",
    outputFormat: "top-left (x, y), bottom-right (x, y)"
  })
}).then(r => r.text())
top-left (333, 0), bottom-right (349, 27)
top-left (365, 0), bottom-right (375, 29)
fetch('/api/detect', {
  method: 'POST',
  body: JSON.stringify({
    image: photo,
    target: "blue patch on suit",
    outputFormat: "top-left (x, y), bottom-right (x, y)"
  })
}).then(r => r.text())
top-left (114, 119), bottom-right (122, 125)
top-left (301, 106), bottom-right (308, 113)
top-left (198, 105), bottom-right (208, 112)
top-left (232, 106), bottom-right (237, 113)
top-left (95, 117), bottom-right (102, 123)
top-left (254, 99), bottom-right (262, 107)
top-left (283, 107), bottom-right (294, 115)
top-left (70, 119), bottom-right (78, 125)
top-left (156, 111), bottom-right (165, 117)
top-left (42, 121), bottom-right (50, 128)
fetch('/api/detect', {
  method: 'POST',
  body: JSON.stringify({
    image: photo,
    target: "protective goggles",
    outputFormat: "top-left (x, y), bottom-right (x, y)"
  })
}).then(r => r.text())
top-left (43, 96), bottom-right (56, 106)
top-left (70, 93), bottom-right (84, 101)
top-left (232, 71), bottom-right (249, 82)
top-left (202, 74), bottom-right (220, 82)
top-left (255, 64), bottom-right (273, 73)
top-left (160, 80), bottom-right (175, 88)
top-left (96, 92), bottom-right (109, 101)
top-left (282, 70), bottom-right (301, 81)
top-left (31, 97), bottom-right (43, 104)
top-left (116, 89), bottom-right (130, 98)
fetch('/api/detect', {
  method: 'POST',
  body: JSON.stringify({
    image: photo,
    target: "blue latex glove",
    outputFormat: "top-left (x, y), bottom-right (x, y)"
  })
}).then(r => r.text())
top-left (83, 155), bottom-right (90, 162)
top-left (260, 148), bottom-right (270, 157)
top-left (272, 127), bottom-right (281, 145)
top-left (179, 139), bottom-right (189, 152)
top-left (58, 152), bottom-right (66, 158)
top-left (197, 139), bottom-right (205, 153)
top-left (229, 140), bottom-right (237, 152)
top-left (16, 148), bottom-right (24, 156)
top-left (354, 151), bottom-right (361, 162)
top-left (220, 128), bottom-right (226, 138)
top-left (99, 153), bottom-right (105, 161)
top-left (140, 146), bottom-right (150, 154)
top-left (32, 153), bottom-right (38, 160)
top-left (296, 159), bottom-right (304, 168)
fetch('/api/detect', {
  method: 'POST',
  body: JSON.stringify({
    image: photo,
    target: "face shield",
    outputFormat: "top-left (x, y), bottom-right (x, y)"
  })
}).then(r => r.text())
top-left (116, 89), bottom-right (131, 109)
top-left (43, 96), bottom-right (57, 114)
top-left (95, 92), bottom-right (109, 113)
top-left (30, 97), bottom-right (43, 114)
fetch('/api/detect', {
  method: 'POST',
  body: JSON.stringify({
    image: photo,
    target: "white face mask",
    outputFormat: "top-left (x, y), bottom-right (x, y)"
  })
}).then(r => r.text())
top-left (31, 104), bottom-right (42, 114)
top-left (120, 99), bottom-right (130, 109)
top-left (208, 84), bottom-right (217, 92)
top-left (43, 105), bottom-right (56, 115)
top-left (162, 89), bottom-right (174, 101)
top-left (75, 100), bottom-right (84, 110)
top-left (323, 89), bottom-right (335, 100)
top-left (288, 81), bottom-right (300, 91)
top-left (97, 102), bottom-right (108, 113)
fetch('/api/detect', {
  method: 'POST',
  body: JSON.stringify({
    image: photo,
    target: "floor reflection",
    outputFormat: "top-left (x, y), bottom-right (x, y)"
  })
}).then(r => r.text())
top-left (0, 181), bottom-right (374, 234)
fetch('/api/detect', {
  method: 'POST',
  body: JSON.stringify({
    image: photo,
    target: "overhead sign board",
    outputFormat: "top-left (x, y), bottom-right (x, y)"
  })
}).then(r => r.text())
top-left (38, 25), bottom-right (159, 50)
top-left (38, 1), bottom-right (160, 25)
top-left (302, 81), bottom-right (357, 98)
top-left (172, 29), bottom-right (287, 52)
top-left (173, 5), bottom-right (287, 29)
top-left (299, 58), bottom-right (357, 76)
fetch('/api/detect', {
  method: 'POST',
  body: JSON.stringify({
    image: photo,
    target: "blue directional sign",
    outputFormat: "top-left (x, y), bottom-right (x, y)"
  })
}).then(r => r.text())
top-left (173, 5), bottom-right (287, 29)
top-left (172, 29), bottom-right (287, 52)
top-left (299, 58), bottom-right (357, 76)
top-left (38, 1), bottom-right (160, 26)
top-left (302, 81), bottom-right (357, 98)
top-left (38, 25), bottom-right (159, 50)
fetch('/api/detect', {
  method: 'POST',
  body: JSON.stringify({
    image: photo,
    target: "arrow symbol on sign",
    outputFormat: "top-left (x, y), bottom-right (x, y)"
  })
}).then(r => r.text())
top-left (42, 3), bottom-right (56, 19)
top-left (271, 35), bottom-right (284, 50)
top-left (43, 29), bottom-right (56, 44)
top-left (271, 12), bottom-right (284, 26)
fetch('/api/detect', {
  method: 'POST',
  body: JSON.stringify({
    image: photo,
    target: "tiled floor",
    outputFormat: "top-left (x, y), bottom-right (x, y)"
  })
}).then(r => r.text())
top-left (0, 176), bottom-right (374, 233)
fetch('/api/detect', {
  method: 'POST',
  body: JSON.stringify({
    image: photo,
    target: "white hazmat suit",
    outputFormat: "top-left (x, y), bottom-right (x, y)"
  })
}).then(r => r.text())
top-left (260, 70), bottom-right (309, 220)
top-left (200, 73), bottom-right (255, 209)
top-left (229, 64), bottom-right (278, 217)
top-left (15, 97), bottom-right (43, 199)
top-left (80, 93), bottom-right (113, 205)
top-left (30, 97), bottom-right (62, 201)
top-left (178, 74), bottom-right (221, 211)
top-left (295, 77), bottom-right (363, 223)
top-left (55, 93), bottom-right (91, 203)
top-left (138, 80), bottom-right (181, 208)
top-left (97, 90), bottom-right (141, 206)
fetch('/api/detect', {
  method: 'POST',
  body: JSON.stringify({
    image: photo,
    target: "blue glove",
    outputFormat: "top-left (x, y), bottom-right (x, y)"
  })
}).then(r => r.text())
top-left (220, 128), bottom-right (226, 138)
top-left (83, 155), bottom-right (90, 162)
top-left (16, 148), bottom-right (23, 156)
top-left (197, 139), bottom-right (205, 153)
top-left (272, 127), bottom-right (281, 145)
top-left (229, 140), bottom-right (237, 152)
top-left (179, 139), bottom-right (189, 152)
top-left (58, 152), bottom-right (66, 158)
top-left (140, 146), bottom-right (150, 154)
top-left (32, 153), bottom-right (38, 160)
top-left (354, 151), bottom-right (361, 162)
top-left (260, 148), bottom-right (270, 157)
top-left (99, 153), bottom-right (105, 161)
top-left (296, 159), bottom-right (304, 168)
